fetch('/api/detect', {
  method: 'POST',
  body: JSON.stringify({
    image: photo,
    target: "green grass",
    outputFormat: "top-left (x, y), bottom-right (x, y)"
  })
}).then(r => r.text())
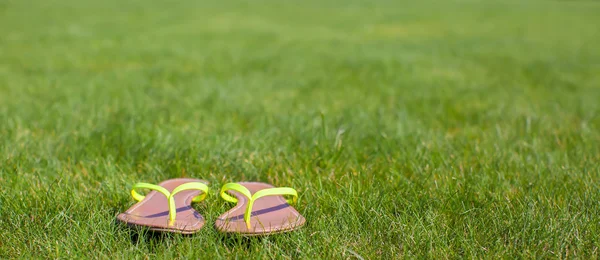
top-left (1, 0), bottom-right (600, 258)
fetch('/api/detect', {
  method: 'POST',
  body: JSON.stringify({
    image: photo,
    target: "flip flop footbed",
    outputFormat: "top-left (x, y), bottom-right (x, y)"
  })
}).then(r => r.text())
top-left (117, 178), bottom-right (208, 234)
top-left (215, 182), bottom-right (306, 235)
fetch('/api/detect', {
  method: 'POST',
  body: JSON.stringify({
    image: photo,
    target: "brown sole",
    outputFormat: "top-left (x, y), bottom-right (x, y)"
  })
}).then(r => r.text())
top-left (117, 178), bottom-right (209, 234)
top-left (215, 182), bottom-right (306, 236)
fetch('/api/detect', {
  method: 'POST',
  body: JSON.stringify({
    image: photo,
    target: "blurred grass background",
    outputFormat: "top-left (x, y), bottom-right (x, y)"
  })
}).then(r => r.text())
top-left (1, 0), bottom-right (599, 258)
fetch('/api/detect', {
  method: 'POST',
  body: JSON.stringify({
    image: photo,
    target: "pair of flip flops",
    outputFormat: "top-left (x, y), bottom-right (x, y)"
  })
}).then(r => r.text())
top-left (116, 178), bottom-right (306, 235)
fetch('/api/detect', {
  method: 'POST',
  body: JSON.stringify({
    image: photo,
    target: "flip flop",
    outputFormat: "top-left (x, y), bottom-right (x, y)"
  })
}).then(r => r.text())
top-left (117, 178), bottom-right (209, 234)
top-left (215, 182), bottom-right (306, 235)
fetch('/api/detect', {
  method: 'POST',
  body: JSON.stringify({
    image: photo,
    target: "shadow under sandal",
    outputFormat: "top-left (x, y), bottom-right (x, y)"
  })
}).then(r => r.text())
top-left (117, 178), bottom-right (209, 234)
top-left (215, 182), bottom-right (306, 235)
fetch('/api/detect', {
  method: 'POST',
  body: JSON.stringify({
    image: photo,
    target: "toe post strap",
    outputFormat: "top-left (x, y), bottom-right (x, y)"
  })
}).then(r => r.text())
top-left (220, 183), bottom-right (298, 229)
top-left (130, 182), bottom-right (209, 222)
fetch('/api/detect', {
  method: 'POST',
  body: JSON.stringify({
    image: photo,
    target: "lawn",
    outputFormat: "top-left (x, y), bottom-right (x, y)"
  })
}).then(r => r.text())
top-left (1, 0), bottom-right (600, 258)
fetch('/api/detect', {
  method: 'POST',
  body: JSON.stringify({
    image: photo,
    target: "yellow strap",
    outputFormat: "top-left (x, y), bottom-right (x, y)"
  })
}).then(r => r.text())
top-left (131, 183), bottom-right (170, 202)
top-left (131, 182), bottom-right (209, 222)
top-left (171, 182), bottom-right (209, 203)
top-left (219, 183), bottom-right (298, 229)
top-left (219, 183), bottom-right (252, 203)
